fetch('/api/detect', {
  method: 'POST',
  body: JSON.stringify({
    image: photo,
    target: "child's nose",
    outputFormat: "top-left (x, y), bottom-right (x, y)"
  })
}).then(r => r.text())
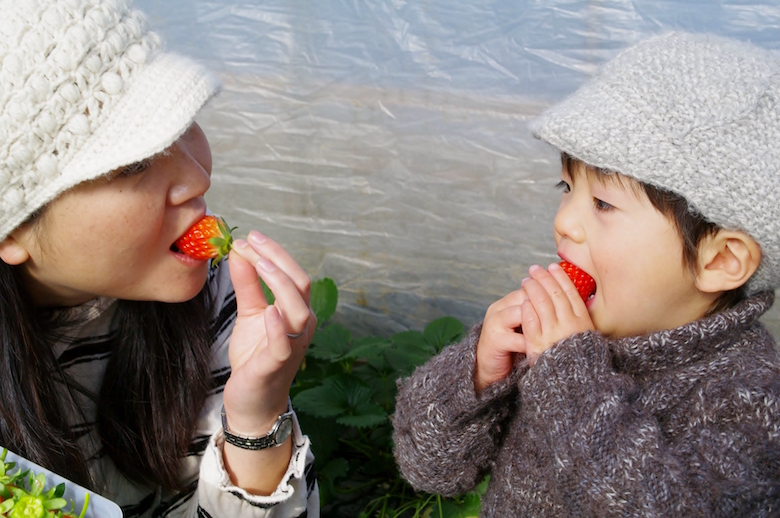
top-left (553, 198), bottom-right (585, 243)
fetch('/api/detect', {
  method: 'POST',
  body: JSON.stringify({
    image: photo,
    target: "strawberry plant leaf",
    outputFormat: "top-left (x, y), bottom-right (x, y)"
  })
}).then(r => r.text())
top-left (293, 382), bottom-right (349, 418)
top-left (336, 403), bottom-right (386, 428)
top-left (308, 324), bottom-right (352, 361)
top-left (392, 330), bottom-right (436, 355)
top-left (293, 374), bottom-right (365, 417)
top-left (311, 278), bottom-right (338, 327)
top-left (383, 347), bottom-right (432, 377)
top-left (344, 336), bottom-right (392, 363)
top-left (424, 316), bottom-right (465, 352)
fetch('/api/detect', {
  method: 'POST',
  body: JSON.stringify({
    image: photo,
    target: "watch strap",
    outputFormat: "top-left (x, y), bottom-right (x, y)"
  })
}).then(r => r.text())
top-left (221, 401), bottom-right (294, 451)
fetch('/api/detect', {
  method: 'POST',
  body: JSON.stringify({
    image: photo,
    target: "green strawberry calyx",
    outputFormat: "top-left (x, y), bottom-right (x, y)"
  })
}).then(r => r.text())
top-left (208, 217), bottom-right (236, 268)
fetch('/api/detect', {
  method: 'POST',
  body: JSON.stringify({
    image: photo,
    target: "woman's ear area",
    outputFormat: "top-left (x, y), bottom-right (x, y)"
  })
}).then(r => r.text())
top-left (695, 230), bottom-right (762, 293)
top-left (0, 235), bottom-right (31, 265)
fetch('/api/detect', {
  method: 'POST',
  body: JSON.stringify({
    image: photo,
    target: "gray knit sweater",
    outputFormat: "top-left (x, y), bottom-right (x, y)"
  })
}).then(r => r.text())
top-left (393, 293), bottom-right (780, 516)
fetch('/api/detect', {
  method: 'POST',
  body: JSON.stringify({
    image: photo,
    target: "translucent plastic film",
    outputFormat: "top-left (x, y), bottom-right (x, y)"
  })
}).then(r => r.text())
top-left (137, 0), bottom-right (780, 337)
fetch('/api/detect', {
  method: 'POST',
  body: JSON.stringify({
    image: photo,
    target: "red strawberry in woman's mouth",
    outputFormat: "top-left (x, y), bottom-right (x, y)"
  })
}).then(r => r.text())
top-left (558, 260), bottom-right (596, 301)
top-left (173, 215), bottom-right (235, 267)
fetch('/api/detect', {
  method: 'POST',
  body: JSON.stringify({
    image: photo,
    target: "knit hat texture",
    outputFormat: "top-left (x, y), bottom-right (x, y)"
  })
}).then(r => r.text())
top-left (0, 0), bottom-right (221, 241)
top-left (530, 32), bottom-right (780, 294)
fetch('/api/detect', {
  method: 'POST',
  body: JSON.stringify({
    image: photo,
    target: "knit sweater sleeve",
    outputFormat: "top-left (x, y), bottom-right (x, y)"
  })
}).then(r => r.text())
top-left (513, 330), bottom-right (780, 517)
top-left (392, 323), bottom-right (527, 496)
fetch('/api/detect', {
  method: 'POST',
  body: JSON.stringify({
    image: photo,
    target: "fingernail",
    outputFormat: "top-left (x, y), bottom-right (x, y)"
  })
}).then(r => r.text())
top-left (549, 262), bottom-right (562, 271)
top-left (233, 239), bottom-right (249, 250)
top-left (529, 264), bottom-right (542, 274)
top-left (521, 277), bottom-right (530, 285)
top-left (249, 231), bottom-right (268, 245)
top-left (257, 257), bottom-right (276, 272)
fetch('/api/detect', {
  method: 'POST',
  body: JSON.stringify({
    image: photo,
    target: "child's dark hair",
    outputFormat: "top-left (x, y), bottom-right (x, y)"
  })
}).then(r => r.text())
top-left (562, 153), bottom-right (746, 315)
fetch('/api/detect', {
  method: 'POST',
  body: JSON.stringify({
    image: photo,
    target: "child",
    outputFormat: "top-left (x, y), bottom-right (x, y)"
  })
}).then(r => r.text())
top-left (393, 32), bottom-right (780, 516)
top-left (0, 0), bottom-right (317, 516)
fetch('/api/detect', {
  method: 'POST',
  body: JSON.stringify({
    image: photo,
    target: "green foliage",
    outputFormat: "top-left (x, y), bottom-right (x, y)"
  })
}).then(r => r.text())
top-left (293, 279), bottom-right (487, 517)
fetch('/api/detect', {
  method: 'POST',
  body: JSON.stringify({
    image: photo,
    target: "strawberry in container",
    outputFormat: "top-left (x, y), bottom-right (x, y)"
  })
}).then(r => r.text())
top-left (0, 448), bottom-right (121, 518)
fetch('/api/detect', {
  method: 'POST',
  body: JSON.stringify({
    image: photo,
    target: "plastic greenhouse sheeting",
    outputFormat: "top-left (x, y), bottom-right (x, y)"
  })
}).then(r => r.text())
top-left (136, 0), bottom-right (780, 338)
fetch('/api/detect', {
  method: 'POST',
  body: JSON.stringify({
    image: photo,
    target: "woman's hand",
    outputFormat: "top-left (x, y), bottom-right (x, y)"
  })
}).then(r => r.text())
top-left (221, 230), bottom-right (316, 494)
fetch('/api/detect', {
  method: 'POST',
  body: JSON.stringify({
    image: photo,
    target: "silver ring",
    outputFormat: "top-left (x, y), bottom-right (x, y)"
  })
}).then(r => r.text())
top-left (286, 330), bottom-right (306, 340)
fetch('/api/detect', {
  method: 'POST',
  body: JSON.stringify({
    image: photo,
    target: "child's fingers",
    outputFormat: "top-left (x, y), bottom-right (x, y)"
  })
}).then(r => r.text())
top-left (520, 297), bottom-right (542, 338)
top-left (525, 264), bottom-right (579, 323)
top-left (228, 246), bottom-right (270, 316)
top-left (521, 272), bottom-right (561, 329)
top-left (475, 305), bottom-right (527, 391)
top-left (485, 288), bottom-right (527, 320)
top-left (547, 262), bottom-right (589, 316)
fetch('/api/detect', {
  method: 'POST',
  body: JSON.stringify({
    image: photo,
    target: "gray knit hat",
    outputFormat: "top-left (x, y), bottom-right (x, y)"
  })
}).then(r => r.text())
top-left (0, 0), bottom-right (221, 241)
top-left (531, 32), bottom-right (780, 295)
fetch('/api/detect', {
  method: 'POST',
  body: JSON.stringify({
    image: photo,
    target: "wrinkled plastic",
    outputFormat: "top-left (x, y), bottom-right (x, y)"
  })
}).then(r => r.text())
top-left (137, 0), bottom-right (780, 338)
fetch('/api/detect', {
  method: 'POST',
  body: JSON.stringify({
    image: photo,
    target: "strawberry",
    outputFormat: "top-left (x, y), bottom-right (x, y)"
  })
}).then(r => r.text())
top-left (174, 215), bottom-right (235, 267)
top-left (559, 260), bottom-right (596, 301)
top-left (514, 260), bottom-right (596, 333)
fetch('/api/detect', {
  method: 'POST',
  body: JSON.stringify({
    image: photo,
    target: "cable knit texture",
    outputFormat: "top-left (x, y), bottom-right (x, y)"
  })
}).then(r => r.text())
top-left (530, 32), bottom-right (780, 294)
top-left (0, 0), bottom-right (221, 241)
top-left (393, 293), bottom-right (780, 516)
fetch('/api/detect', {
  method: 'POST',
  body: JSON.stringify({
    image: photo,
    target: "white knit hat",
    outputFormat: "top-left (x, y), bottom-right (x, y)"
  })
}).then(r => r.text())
top-left (531, 32), bottom-right (780, 294)
top-left (0, 0), bottom-right (221, 241)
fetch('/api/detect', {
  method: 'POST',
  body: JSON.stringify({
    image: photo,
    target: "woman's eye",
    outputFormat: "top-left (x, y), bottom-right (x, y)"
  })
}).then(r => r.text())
top-left (117, 159), bottom-right (150, 177)
top-left (555, 180), bottom-right (570, 193)
top-left (593, 198), bottom-right (613, 211)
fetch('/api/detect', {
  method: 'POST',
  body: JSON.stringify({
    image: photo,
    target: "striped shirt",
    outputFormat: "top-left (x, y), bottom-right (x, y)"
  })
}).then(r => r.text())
top-left (54, 263), bottom-right (319, 517)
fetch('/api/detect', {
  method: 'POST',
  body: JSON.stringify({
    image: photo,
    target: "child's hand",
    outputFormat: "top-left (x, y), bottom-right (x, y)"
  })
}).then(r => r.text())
top-left (474, 289), bottom-right (527, 393)
top-left (519, 263), bottom-right (594, 365)
top-left (222, 231), bottom-right (317, 436)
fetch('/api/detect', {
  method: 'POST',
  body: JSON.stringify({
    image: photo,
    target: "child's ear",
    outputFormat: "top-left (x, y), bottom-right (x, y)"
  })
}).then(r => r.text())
top-left (696, 230), bottom-right (762, 293)
top-left (0, 235), bottom-right (30, 266)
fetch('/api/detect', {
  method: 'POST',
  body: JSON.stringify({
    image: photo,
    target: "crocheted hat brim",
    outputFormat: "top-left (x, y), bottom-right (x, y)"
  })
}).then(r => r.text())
top-left (1, 52), bottom-right (221, 241)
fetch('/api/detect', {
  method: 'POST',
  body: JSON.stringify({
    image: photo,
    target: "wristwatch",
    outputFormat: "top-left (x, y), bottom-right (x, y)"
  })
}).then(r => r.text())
top-left (221, 402), bottom-right (294, 450)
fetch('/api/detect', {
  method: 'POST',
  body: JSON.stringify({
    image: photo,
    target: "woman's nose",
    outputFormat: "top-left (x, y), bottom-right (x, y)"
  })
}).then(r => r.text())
top-left (167, 131), bottom-right (212, 206)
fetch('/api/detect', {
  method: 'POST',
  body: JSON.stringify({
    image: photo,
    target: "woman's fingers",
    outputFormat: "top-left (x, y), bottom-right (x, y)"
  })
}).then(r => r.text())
top-left (244, 231), bottom-right (311, 305)
top-left (228, 245), bottom-right (270, 316)
top-left (231, 234), bottom-right (312, 335)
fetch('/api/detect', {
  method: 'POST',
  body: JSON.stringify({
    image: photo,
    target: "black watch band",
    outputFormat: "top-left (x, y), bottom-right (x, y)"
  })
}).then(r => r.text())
top-left (221, 401), bottom-right (294, 451)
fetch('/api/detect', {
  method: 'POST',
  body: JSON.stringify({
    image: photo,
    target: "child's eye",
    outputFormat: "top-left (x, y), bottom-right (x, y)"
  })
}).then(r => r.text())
top-left (593, 198), bottom-right (613, 211)
top-left (555, 180), bottom-right (570, 193)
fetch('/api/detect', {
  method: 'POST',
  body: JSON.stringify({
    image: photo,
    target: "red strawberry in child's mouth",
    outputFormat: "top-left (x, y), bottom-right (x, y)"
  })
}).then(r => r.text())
top-left (174, 215), bottom-right (235, 267)
top-left (514, 261), bottom-right (595, 334)
top-left (558, 260), bottom-right (596, 301)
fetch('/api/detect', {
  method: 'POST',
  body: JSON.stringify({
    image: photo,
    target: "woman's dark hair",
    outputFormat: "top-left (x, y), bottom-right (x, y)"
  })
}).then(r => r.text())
top-left (562, 153), bottom-right (746, 315)
top-left (0, 259), bottom-right (214, 492)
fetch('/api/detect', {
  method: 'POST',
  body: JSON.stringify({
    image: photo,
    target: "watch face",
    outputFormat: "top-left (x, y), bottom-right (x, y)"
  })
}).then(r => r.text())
top-left (275, 416), bottom-right (293, 445)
